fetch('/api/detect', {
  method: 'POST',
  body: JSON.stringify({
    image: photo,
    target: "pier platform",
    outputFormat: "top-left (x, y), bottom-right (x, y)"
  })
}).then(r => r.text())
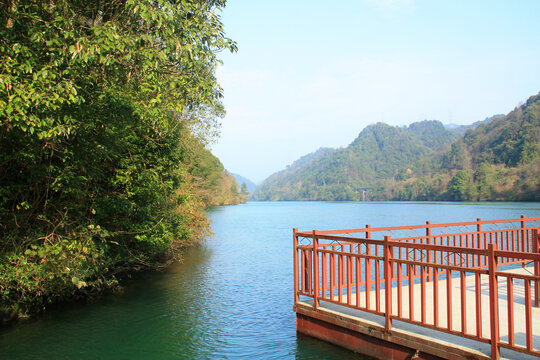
top-left (295, 266), bottom-right (539, 360)
top-left (293, 217), bottom-right (540, 359)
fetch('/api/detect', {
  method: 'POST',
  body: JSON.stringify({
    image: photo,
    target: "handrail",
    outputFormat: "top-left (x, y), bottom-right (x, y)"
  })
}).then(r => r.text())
top-left (296, 216), bottom-right (540, 237)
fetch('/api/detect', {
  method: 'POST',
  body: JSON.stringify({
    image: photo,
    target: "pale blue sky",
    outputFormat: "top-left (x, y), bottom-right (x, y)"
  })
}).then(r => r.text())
top-left (212, 0), bottom-right (540, 183)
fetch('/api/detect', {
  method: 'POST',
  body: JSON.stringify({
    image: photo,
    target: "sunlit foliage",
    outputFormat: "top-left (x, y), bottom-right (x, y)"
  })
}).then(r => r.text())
top-left (0, 0), bottom-right (238, 317)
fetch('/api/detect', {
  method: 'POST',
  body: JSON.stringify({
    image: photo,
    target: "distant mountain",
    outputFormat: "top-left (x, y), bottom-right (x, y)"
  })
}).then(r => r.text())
top-left (253, 92), bottom-right (540, 202)
top-left (444, 114), bottom-right (504, 135)
top-left (388, 93), bottom-right (540, 201)
top-left (252, 120), bottom-right (459, 201)
top-left (232, 173), bottom-right (257, 194)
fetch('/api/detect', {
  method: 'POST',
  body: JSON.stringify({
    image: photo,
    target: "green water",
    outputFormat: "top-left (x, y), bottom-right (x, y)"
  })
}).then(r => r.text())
top-left (1, 201), bottom-right (539, 359)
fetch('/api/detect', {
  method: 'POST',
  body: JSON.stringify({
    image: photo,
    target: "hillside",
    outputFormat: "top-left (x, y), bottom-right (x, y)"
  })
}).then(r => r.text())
top-left (383, 93), bottom-right (540, 201)
top-left (232, 173), bottom-right (257, 194)
top-left (252, 120), bottom-right (459, 201)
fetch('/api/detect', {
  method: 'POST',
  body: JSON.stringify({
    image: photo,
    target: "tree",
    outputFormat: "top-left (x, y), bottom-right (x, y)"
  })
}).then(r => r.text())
top-left (240, 182), bottom-right (249, 195)
top-left (449, 170), bottom-right (474, 201)
top-left (0, 0), bottom-right (236, 316)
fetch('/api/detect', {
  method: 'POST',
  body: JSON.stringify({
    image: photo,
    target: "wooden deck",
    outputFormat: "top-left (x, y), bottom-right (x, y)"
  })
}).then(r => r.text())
top-left (293, 217), bottom-right (540, 360)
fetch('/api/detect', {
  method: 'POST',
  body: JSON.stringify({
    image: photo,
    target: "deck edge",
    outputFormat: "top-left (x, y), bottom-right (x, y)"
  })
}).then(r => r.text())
top-left (294, 302), bottom-right (491, 360)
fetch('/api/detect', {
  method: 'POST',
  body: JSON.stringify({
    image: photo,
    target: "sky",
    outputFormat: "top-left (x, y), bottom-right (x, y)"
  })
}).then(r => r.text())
top-left (211, 0), bottom-right (540, 184)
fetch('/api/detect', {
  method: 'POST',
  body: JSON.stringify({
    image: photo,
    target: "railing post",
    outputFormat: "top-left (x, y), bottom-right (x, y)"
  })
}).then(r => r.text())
top-left (488, 243), bottom-right (500, 360)
top-left (521, 215), bottom-right (526, 258)
top-left (384, 235), bottom-right (393, 331)
top-left (293, 228), bottom-right (299, 304)
top-left (426, 221), bottom-right (431, 282)
top-left (312, 230), bottom-right (319, 309)
top-left (366, 225), bottom-right (372, 309)
top-left (533, 229), bottom-right (539, 308)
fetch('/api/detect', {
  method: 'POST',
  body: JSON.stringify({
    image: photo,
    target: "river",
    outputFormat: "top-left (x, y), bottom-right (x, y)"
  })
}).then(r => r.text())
top-left (1, 201), bottom-right (539, 359)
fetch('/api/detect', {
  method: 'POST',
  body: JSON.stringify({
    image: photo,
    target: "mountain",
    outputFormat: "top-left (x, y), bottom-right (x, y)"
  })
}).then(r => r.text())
top-left (252, 120), bottom-right (459, 201)
top-left (444, 114), bottom-right (504, 135)
top-left (253, 92), bottom-right (540, 202)
top-left (387, 93), bottom-right (540, 201)
top-left (232, 173), bottom-right (257, 194)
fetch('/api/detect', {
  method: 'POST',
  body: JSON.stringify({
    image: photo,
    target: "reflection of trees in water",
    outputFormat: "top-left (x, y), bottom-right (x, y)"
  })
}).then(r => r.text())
top-left (144, 245), bottom-right (226, 359)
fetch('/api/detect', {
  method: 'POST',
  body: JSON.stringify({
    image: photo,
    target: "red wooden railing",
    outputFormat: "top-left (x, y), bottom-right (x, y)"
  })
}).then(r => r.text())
top-left (293, 216), bottom-right (540, 360)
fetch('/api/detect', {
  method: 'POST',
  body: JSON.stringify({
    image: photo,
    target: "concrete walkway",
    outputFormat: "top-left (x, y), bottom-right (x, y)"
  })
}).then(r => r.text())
top-left (310, 265), bottom-right (539, 359)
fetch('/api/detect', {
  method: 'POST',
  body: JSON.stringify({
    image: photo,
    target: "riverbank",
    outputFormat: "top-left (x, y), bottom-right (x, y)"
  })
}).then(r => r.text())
top-left (0, 197), bottom-right (247, 324)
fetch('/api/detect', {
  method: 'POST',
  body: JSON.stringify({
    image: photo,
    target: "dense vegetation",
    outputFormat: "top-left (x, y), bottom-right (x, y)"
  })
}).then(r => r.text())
top-left (253, 121), bottom-right (459, 200)
top-left (253, 93), bottom-right (539, 202)
top-left (386, 93), bottom-right (540, 201)
top-left (0, 0), bottom-right (241, 319)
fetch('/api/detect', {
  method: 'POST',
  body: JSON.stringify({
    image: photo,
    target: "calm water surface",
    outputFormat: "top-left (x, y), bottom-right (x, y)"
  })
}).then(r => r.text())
top-left (1, 201), bottom-right (539, 359)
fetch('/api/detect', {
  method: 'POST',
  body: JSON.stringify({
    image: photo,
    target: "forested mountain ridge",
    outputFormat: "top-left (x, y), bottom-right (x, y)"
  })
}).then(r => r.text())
top-left (253, 92), bottom-right (539, 202)
top-left (252, 120), bottom-right (459, 201)
top-left (387, 93), bottom-right (540, 201)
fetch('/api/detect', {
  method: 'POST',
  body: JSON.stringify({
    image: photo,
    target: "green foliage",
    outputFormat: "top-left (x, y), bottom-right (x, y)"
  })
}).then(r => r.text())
top-left (253, 93), bottom-right (540, 203)
top-left (0, 0), bottom-right (237, 317)
top-left (448, 170), bottom-right (474, 201)
top-left (253, 121), bottom-right (458, 201)
top-left (240, 182), bottom-right (248, 195)
top-left (389, 93), bottom-right (540, 201)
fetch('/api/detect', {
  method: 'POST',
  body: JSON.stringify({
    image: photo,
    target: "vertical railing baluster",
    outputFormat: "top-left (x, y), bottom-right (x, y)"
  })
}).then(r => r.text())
top-left (356, 253), bottom-right (361, 308)
top-left (447, 268), bottom-right (453, 331)
top-left (488, 243), bottom-right (500, 360)
top-left (384, 236), bottom-right (392, 331)
top-left (533, 229), bottom-right (539, 308)
top-left (421, 262), bottom-right (426, 324)
top-left (397, 255), bottom-right (403, 318)
top-left (520, 215), bottom-right (526, 256)
top-left (433, 266), bottom-right (439, 327)
top-left (512, 229), bottom-right (516, 255)
top-left (313, 231), bottom-right (319, 309)
top-left (453, 235), bottom-right (457, 266)
top-left (525, 279), bottom-right (533, 351)
top-left (330, 245), bottom-right (335, 300)
top-left (293, 228), bottom-right (299, 303)
top-left (338, 248), bottom-right (343, 303)
top-left (426, 221), bottom-right (431, 282)
top-left (302, 249), bottom-right (307, 294)
top-left (507, 276), bottom-right (514, 347)
top-left (375, 243), bottom-right (380, 313)
top-left (366, 249), bottom-right (371, 310)
top-left (475, 272), bottom-right (482, 338)
top-left (347, 244), bottom-right (352, 305)
top-left (409, 262), bottom-right (414, 321)
top-left (322, 249), bottom-right (327, 300)
top-left (366, 225), bottom-right (372, 311)
top-left (308, 248), bottom-right (312, 295)
top-left (460, 270), bottom-right (466, 335)
top-left (477, 218), bottom-right (482, 268)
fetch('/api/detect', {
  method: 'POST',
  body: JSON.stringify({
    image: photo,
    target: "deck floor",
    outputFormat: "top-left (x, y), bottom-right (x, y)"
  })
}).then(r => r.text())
top-left (301, 265), bottom-right (540, 359)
